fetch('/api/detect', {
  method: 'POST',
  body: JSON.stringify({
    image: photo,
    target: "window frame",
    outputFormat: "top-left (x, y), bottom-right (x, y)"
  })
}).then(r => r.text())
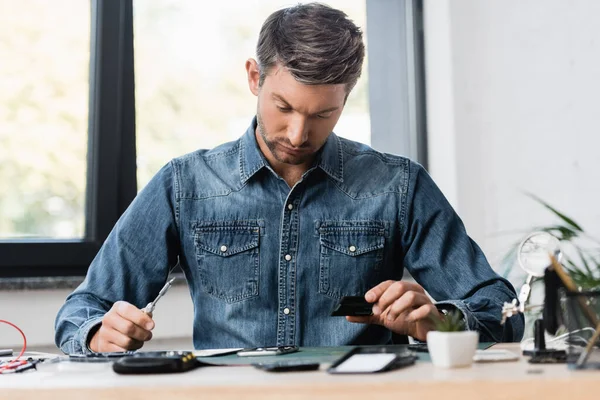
top-left (367, 0), bottom-right (428, 166)
top-left (0, 0), bottom-right (426, 279)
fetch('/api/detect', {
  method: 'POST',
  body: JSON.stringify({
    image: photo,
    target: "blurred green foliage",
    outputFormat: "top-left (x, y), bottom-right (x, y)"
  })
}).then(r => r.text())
top-left (502, 194), bottom-right (600, 290)
top-left (430, 309), bottom-right (466, 332)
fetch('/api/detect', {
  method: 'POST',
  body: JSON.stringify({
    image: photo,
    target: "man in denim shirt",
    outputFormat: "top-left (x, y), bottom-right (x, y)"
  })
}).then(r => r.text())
top-left (55, 3), bottom-right (524, 354)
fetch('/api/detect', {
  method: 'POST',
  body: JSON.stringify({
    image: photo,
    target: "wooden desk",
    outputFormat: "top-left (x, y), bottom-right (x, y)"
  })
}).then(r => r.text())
top-left (1, 344), bottom-right (597, 400)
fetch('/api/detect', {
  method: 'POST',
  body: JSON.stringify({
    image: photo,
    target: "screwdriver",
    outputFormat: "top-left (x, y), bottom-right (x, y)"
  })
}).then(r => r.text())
top-left (143, 277), bottom-right (176, 314)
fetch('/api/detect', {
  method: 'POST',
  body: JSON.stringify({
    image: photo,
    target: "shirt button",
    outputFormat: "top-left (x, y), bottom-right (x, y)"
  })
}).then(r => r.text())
top-left (349, 245), bottom-right (356, 252)
top-left (220, 245), bottom-right (228, 253)
top-left (285, 254), bottom-right (292, 261)
top-left (287, 204), bottom-right (293, 210)
top-left (283, 307), bottom-right (290, 315)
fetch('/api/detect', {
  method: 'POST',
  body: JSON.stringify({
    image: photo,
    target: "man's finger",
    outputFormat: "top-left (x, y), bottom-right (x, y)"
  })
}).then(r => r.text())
top-left (114, 301), bottom-right (155, 331)
top-left (376, 281), bottom-right (426, 315)
top-left (364, 280), bottom-right (395, 303)
top-left (385, 291), bottom-right (430, 321)
top-left (104, 327), bottom-right (145, 351)
top-left (100, 342), bottom-right (129, 353)
top-left (110, 315), bottom-right (153, 342)
top-left (93, 326), bottom-right (129, 353)
top-left (406, 303), bottom-right (440, 323)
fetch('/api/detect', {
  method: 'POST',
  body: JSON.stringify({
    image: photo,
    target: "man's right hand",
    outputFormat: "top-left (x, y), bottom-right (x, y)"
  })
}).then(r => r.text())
top-left (89, 301), bottom-right (155, 353)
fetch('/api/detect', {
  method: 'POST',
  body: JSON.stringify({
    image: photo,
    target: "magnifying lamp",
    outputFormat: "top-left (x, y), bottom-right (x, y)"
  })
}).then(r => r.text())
top-left (501, 231), bottom-right (562, 323)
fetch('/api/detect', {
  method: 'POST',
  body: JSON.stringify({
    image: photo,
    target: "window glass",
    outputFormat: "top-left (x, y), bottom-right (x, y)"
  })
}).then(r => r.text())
top-left (134, 0), bottom-right (369, 189)
top-left (0, 0), bottom-right (90, 239)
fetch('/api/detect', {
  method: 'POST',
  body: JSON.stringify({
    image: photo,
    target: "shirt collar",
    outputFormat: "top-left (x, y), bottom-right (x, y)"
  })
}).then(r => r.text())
top-left (239, 117), bottom-right (267, 184)
top-left (239, 117), bottom-right (344, 184)
top-left (315, 131), bottom-right (344, 183)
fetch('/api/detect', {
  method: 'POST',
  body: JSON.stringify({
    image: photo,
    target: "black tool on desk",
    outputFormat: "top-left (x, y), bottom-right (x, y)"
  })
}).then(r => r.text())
top-left (112, 351), bottom-right (201, 374)
top-left (407, 343), bottom-right (429, 353)
top-left (253, 360), bottom-right (320, 372)
top-left (331, 296), bottom-right (373, 316)
top-left (524, 319), bottom-right (567, 364)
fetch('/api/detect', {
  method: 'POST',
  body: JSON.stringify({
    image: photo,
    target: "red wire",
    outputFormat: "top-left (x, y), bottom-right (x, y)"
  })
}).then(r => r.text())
top-left (0, 319), bottom-right (27, 372)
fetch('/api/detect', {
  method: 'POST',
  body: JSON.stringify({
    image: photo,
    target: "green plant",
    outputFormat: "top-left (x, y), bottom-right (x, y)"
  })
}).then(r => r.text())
top-left (430, 310), bottom-right (466, 332)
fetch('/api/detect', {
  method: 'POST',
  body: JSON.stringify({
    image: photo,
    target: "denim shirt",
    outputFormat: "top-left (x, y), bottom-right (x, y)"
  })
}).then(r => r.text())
top-left (55, 118), bottom-right (524, 354)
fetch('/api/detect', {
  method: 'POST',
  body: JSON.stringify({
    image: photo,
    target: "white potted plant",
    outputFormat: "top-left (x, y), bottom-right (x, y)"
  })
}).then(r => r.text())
top-left (427, 310), bottom-right (479, 368)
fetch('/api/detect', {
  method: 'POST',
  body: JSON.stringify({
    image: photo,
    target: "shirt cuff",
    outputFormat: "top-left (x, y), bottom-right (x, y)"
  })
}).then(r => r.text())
top-left (74, 317), bottom-right (104, 355)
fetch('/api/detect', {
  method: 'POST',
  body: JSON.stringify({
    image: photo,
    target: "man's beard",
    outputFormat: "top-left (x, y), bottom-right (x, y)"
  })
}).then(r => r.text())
top-left (256, 111), bottom-right (310, 165)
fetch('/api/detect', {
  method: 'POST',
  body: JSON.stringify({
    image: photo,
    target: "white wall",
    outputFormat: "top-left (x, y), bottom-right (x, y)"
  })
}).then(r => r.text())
top-left (0, 286), bottom-right (193, 350)
top-left (424, 0), bottom-right (600, 275)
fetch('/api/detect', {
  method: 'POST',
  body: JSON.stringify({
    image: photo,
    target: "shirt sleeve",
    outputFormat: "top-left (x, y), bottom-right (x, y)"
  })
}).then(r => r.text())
top-left (54, 162), bottom-right (181, 354)
top-left (401, 162), bottom-right (524, 342)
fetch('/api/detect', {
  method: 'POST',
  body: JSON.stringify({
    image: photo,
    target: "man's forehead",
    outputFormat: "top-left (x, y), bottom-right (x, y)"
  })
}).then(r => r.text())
top-left (263, 64), bottom-right (346, 95)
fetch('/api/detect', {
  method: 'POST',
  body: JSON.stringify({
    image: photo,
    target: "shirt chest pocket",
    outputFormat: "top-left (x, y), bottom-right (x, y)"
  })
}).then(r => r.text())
top-left (193, 223), bottom-right (261, 303)
top-left (317, 222), bottom-right (385, 299)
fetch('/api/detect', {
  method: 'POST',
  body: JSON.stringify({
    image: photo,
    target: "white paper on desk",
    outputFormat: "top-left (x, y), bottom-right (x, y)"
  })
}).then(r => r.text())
top-left (193, 348), bottom-right (243, 357)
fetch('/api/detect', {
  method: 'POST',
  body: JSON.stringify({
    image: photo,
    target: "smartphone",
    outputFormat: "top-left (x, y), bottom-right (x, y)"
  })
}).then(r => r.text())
top-left (237, 345), bottom-right (299, 357)
top-left (328, 346), bottom-right (417, 374)
top-left (331, 296), bottom-right (373, 316)
top-left (253, 360), bottom-right (320, 372)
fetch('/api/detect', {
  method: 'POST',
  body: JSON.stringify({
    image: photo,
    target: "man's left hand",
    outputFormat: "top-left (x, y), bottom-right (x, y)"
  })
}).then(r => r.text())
top-left (346, 280), bottom-right (441, 341)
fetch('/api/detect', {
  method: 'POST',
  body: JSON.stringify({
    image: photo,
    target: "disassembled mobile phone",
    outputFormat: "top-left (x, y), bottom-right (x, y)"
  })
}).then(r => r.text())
top-left (330, 296), bottom-right (374, 316)
top-left (237, 345), bottom-right (299, 357)
top-left (68, 351), bottom-right (137, 362)
top-left (328, 346), bottom-right (417, 374)
top-left (252, 360), bottom-right (320, 372)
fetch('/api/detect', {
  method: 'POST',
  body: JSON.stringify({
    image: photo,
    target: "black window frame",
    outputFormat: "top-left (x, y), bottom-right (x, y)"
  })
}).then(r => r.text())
top-left (0, 0), bottom-right (426, 279)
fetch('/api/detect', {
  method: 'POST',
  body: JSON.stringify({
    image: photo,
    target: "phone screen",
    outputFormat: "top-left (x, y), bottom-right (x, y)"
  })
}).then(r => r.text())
top-left (331, 353), bottom-right (397, 373)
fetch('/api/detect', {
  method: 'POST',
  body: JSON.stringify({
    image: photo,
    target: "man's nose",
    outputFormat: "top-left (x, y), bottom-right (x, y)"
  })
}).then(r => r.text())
top-left (287, 115), bottom-right (309, 148)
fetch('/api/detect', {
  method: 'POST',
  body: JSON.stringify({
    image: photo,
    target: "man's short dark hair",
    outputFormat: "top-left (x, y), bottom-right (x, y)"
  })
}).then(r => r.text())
top-left (256, 2), bottom-right (365, 94)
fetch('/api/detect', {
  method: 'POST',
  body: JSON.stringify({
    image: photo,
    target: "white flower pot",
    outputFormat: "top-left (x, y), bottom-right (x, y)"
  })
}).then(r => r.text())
top-left (426, 330), bottom-right (479, 368)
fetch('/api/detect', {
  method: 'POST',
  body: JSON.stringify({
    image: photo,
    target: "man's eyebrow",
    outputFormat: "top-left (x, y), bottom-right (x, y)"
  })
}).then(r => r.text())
top-left (314, 106), bottom-right (339, 114)
top-left (272, 94), bottom-right (292, 107)
top-left (271, 94), bottom-right (339, 114)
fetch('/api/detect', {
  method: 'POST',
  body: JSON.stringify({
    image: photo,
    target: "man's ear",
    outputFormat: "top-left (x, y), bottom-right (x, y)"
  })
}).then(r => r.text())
top-left (245, 58), bottom-right (260, 96)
